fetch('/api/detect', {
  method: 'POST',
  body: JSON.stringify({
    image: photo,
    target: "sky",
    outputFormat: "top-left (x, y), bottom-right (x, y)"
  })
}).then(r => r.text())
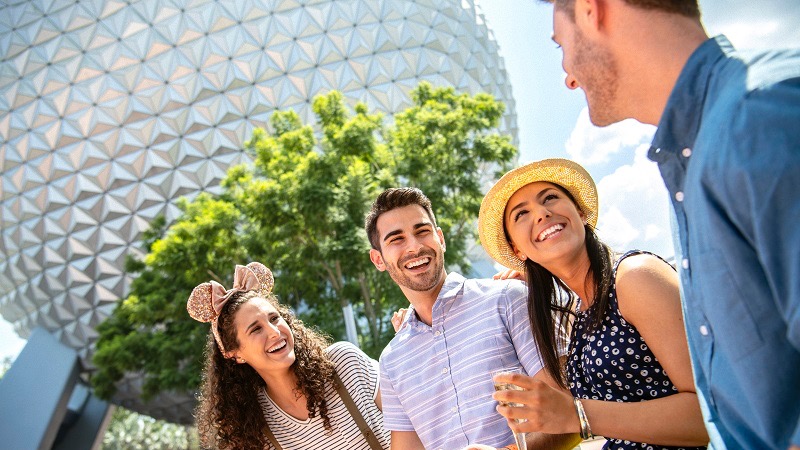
top-left (1, 0), bottom-right (798, 362)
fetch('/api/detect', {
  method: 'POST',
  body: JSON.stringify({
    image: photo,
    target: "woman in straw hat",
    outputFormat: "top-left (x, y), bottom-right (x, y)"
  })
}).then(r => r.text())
top-left (187, 262), bottom-right (389, 450)
top-left (478, 159), bottom-right (707, 449)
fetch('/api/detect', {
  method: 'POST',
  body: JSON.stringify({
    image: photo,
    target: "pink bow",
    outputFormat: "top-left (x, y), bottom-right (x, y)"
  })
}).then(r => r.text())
top-left (208, 265), bottom-right (262, 316)
top-left (187, 262), bottom-right (275, 354)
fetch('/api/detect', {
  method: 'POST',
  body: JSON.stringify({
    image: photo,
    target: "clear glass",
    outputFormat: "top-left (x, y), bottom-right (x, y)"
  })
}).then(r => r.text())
top-left (491, 367), bottom-right (527, 450)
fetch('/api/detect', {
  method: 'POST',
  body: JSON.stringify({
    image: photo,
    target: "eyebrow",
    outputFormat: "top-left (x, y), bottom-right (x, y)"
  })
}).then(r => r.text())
top-left (242, 321), bottom-right (256, 334)
top-left (506, 188), bottom-right (559, 219)
top-left (382, 222), bottom-right (432, 243)
top-left (506, 200), bottom-right (528, 220)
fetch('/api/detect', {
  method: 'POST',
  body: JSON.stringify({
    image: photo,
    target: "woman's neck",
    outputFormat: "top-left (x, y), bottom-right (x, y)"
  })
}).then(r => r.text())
top-left (262, 370), bottom-right (309, 420)
top-left (546, 249), bottom-right (595, 309)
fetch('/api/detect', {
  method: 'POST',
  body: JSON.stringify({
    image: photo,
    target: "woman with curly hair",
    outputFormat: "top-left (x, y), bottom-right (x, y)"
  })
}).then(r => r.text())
top-left (187, 262), bottom-right (390, 450)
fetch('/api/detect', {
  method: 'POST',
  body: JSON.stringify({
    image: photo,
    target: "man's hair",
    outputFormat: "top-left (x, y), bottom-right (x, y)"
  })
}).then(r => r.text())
top-left (543, 0), bottom-right (700, 20)
top-left (365, 187), bottom-right (437, 250)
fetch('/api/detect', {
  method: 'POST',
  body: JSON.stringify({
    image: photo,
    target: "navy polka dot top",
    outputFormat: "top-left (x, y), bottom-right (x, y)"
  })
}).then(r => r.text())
top-left (566, 251), bottom-right (706, 450)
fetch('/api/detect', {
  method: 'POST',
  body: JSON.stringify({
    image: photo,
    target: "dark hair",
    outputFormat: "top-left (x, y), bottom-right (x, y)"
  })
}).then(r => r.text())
top-left (543, 0), bottom-right (700, 19)
top-left (505, 184), bottom-right (614, 389)
top-left (364, 187), bottom-right (437, 250)
top-left (195, 291), bottom-right (336, 450)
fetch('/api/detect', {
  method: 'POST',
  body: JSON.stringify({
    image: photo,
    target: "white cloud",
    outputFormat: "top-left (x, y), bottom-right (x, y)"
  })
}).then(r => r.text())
top-left (702, 0), bottom-right (800, 49)
top-left (595, 145), bottom-right (674, 258)
top-left (565, 108), bottom-right (656, 166)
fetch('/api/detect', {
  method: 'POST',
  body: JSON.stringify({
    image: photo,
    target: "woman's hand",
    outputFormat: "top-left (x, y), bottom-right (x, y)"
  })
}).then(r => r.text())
top-left (492, 372), bottom-right (579, 435)
top-left (493, 269), bottom-right (525, 281)
top-left (391, 308), bottom-right (409, 332)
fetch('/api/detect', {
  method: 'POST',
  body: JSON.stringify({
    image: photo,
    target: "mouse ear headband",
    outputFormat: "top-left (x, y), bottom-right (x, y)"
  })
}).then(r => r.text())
top-left (186, 262), bottom-right (275, 354)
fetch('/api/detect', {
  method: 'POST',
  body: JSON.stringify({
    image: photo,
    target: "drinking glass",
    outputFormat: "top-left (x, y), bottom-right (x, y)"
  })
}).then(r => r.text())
top-left (491, 367), bottom-right (527, 450)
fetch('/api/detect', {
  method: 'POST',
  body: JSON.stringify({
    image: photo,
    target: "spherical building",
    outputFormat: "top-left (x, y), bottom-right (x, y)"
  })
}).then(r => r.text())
top-left (0, 0), bottom-right (517, 421)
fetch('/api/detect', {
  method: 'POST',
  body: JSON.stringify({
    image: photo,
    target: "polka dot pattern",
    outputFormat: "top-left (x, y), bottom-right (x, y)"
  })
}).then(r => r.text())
top-left (566, 251), bottom-right (707, 450)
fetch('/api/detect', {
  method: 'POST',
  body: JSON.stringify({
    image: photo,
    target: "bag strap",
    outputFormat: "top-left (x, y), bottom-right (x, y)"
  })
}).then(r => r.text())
top-left (333, 370), bottom-right (383, 450)
top-left (262, 370), bottom-right (382, 450)
top-left (264, 421), bottom-right (283, 450)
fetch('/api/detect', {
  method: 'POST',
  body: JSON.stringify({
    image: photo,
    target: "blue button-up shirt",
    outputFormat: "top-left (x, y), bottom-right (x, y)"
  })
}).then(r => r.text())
top-left (379, 272), bottom-right (547, 450)
top-left (649, 35), bottom-right (800, 449)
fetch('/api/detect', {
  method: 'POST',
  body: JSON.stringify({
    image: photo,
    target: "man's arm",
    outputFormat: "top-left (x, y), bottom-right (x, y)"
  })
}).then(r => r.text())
top-left (391, 430), bottom-right (425, 450)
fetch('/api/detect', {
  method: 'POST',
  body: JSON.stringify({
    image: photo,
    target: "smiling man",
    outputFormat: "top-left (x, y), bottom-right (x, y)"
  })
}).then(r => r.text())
top-left (364, 187), bottom-right (578, 450)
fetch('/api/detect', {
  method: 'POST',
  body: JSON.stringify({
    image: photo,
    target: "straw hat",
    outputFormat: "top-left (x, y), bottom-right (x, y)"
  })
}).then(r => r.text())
top-left (478, 158), bottom-right (598, 271)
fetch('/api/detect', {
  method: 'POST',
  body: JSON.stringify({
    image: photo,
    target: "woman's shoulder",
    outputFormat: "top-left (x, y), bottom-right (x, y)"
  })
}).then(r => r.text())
top-left (615, 251), bottom-right (674, 281)
top-left (614, 251), bottom-right (681, 322)
top-left (325, 341), bottom-right (373, 368)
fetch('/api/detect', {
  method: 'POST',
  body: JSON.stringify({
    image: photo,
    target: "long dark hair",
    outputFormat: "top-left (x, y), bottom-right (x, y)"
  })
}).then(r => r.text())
top-left (509, 186), bottom-right (614, 389)
top-left (195, 291), bottom-right (336, 449)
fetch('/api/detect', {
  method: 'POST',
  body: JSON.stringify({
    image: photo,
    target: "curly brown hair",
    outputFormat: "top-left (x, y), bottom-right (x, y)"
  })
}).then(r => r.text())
top-left (195, 291), bottom-right (336, 449)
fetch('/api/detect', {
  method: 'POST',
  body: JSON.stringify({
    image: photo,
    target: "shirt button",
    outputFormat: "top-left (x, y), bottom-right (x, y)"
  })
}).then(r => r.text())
top-left (675, 191), bottom-right (685, 202)
top-left (434, 330), bottom-right (441, 336)
top-left (442, 367), bottom-right (449, 374)
top-left (699, 325), bottom-right (709, 336)
top-left (681, 259), bottom-right (689, 270)
top-left (451, 406), bottom-right (457, 413)
top-left (682, 147), bottom-right (692, 157)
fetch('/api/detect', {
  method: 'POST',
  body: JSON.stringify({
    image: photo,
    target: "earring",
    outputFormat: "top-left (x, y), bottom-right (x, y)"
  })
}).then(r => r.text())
top-left (238, 358), bottom-right (246, 364)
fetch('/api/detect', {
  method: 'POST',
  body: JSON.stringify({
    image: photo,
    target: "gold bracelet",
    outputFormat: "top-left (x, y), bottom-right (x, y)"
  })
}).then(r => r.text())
top-left (573, 397), bottom-right (594, 440)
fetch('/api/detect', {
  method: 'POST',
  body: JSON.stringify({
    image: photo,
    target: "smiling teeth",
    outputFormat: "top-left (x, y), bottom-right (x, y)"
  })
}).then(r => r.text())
top-left (268, 341), bottom-right (286, 353)
top-left (537, 224), bottom-right (565, 241)
top-left (405, 258), bottom-right (430, 269)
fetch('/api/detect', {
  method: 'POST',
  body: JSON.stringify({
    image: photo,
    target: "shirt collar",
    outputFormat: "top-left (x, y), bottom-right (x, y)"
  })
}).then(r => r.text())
top-left (403, 272), bottom-right (465, 331)
top-left (650, 35), bottom-right (733, 157)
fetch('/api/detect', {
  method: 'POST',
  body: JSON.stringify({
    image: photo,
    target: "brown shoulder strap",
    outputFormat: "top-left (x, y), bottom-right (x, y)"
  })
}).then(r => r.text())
top-left (333, 370), bottom-right (383, 450)
top-left (263, 421), bottom-right (283, 450)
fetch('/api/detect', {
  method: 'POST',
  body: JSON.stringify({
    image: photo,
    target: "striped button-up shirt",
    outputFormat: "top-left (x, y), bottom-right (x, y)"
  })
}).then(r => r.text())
top-left (379, 272), bottom-right (545, 450)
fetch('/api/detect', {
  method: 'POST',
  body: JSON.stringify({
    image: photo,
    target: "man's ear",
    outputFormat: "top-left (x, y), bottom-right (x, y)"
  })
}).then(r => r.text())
top-left (436, 227), bottom-right (446, 252)
top-left (370, 248), bottom-right (386, 271)
top-left (575, 0), bottom-right (605, 34)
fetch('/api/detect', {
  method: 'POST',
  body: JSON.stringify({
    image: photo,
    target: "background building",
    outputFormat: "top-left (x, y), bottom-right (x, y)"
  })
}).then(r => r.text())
top-left (0, 0), bottom-right (517, 422)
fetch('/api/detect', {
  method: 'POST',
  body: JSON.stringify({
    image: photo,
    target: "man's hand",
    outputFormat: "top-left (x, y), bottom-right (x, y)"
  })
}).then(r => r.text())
top-left (493, 268), bottom-right (525, 281)
top-left (391, 308), bottom-right (409, 332)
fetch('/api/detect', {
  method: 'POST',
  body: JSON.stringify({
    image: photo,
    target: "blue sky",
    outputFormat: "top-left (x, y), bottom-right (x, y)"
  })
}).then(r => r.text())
top-left (1, 0), bottom-right (798, 362)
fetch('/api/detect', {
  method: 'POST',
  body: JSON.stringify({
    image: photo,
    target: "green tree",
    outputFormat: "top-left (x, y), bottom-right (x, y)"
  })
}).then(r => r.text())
top-left (92, 82), bottom-right (517, 405)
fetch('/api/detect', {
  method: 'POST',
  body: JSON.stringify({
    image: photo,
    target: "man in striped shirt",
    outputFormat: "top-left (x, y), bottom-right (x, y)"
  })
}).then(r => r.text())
top-left (365, 187), bottom-right (577, 450)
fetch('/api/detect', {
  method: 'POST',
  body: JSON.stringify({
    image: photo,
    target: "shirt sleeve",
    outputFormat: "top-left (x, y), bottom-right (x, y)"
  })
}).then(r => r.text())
top-left (503, 280), bottom-right (546, 377)
top-left (728, 79), bottom-right (800, 444)
top-left (728, 80), bottom-right (800, 351)
top-left (378, 356), bottom-right (415, 431)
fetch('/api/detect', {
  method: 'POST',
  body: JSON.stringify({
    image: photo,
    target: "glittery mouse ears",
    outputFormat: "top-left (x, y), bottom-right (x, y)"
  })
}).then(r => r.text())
top-left (186, 262), bottom-right (275, 354)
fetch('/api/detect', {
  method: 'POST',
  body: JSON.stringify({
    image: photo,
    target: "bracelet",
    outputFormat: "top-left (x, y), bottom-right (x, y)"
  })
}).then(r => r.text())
top-left (573, 397), bottom-right (594, 440)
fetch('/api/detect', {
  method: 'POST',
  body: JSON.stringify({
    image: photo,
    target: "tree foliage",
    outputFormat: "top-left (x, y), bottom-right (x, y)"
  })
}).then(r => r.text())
top-left (92, 82), bottom-right (517, 404)
top-left (101, 407), bottom-right (199, 450)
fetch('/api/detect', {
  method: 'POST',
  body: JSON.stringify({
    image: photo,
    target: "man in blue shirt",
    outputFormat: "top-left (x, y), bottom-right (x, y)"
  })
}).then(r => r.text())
top-left (539, 0), bottom-right (800, 448)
